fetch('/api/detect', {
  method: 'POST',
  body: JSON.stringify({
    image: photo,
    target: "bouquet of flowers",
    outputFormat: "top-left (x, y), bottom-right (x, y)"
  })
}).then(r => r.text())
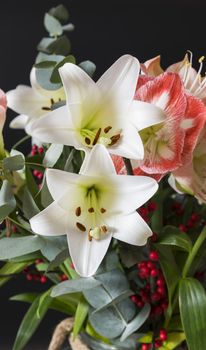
top-left (1, 4), bottom-right (206, 350)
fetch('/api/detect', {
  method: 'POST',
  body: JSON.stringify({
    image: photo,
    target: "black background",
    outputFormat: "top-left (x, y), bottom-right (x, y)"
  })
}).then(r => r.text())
top-left (0, 0), bottom-right (206, 348)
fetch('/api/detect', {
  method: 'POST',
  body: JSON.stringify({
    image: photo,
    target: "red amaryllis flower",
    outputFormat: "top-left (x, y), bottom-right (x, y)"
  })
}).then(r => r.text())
top-left (112, 72), bottom-right (206, 178)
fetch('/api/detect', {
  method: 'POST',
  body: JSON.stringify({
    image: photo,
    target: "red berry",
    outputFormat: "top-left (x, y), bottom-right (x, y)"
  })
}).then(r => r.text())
top-left (161, 300), bottom-right (168, 310)
top-left (37, 172), bottom-right (43, 180)
top-left (147, 261), bottom-right (156, 270)
top-left (148, 201), bottom-right (157, 211)
top-left (159, 329), bottom-right (167, 341)
top-left (151, 292), bottom-right (161, 302)
top-left (156, 278), bottom-right (165, 287)
top-left (136, 300), bottom-right (145, 308)
top-left (157, 286), bottom-right (165, 296)
top-left (32, 144), bottom-right (38, 150)
top-left (191, 213), bottom-right (199, 222)
top-left (149, 251), bottom-right (159, 261)
top-left (131, 295), bottom-right (138, 303)
top-left (140, 290), bottom-right (150, 303)
top-left (153, 305), bottom-right (163, 315)
top-left (31, 150), bottom-right (36, 156)
top-left (151, 232), bottom-right (158, 242)
top-left (150, 268), bottom-right (159, 277)
top-left (40, 276), bottom-right (47, 284)
top-left (179, 224), bottom-right (187, 232)
top-left (33, 170), bottom-right (39, 177)
top-left (154, 339), bottom-right (163, 348)
top-left (26, 273), bottom-right (33, 281)
top-left (141, 344), bottom-right (151, 350)
top-left (38, 147), bottom-right (44, 154)
top-left (138, 261), bottom-right (147, 269)
top-left (139, 266), bottom-right (150, 278)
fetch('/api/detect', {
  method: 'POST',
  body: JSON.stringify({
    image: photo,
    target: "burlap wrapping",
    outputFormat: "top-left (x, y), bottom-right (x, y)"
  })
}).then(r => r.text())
top-left (48, 318), bottom-right (89, 350)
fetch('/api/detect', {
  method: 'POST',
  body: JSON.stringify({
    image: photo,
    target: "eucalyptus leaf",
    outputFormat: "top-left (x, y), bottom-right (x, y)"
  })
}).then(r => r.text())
top-left (40, 176), bottom-right (53, 208)
top-left (34, 61), bottom-right (56, 69)
top-left (179, 277), bottom-right (206, 350)
top-left (35, 52), bottom-right (64, 64)
top-left (49, 4), bottom-right (69, 24)
top-left (44, 13), bottom-right (63, 36)
top-left (120, 304), bottom-right (151, 341)
top-left (50, 54), bottom-right (76, 83)
top-left (35, 66), bottom-right (62, 90)
top-left (0, 180), bottom-right (16, 221)
top-left (3, 155), bottom-right (25, 171)
top-left (51, 277), bottom-right (102, 297)
top-left (37, 38), bottom-right (55, 53)
top-left (0, 236), bottom-right (42, 260)
top-left (47, 248), bottom-right (69, 271)
top-left (48, 35), bottom-right (71, 57)
top-left (40, 236), bottom-right (67, 261)
top-left (43, 143), bottom-right (63, 167)
top-left (62, 23), bottom-right (75, 32)
top-left (79, 60), bottom-right (96, 77)
top-left (23, 187), bottom-right (40, 219)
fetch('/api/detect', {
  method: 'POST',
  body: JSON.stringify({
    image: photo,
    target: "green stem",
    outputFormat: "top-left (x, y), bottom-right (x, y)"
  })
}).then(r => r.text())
top-left (25, 162), bottom-right (47, 169)
top-left (182, 225), bottom-right (206, 278)
top-left (123, 157), bottom-right (133, 175)
top-left (12, 135), bottom-right (31, 150)
top-left (7, 216), bottom-right (33, 234)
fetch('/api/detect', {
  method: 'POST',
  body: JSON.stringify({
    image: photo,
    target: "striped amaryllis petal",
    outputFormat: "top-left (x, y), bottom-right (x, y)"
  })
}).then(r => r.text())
top-left (135, 72), bottom-right (187, 174)
top-left (180, 94), bottom-right (206, 164)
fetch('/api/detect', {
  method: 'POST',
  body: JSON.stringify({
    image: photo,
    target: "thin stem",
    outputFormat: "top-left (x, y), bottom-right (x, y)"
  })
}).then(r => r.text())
top-left (12, 135), bottom-right (31, 150)
top-left (25, 162), bottom-right (47, 169)
top-left (123, 157), bottom-right (134, 175)
top-left (7, 216), bottom-right (33, 234)
top-left (182, 225), bottom-right (206, 278)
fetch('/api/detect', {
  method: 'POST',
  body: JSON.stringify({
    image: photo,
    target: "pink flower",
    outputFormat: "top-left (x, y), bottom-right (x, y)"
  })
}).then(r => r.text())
top-left (169, 126), bottom-right (206, 203)
top-left (0, 89), bottom-right (7, 130)
top-left (112, 72), bottom-right (206, 179)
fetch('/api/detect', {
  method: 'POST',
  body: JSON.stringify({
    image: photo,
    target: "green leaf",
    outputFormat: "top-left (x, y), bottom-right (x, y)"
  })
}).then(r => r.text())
top-left (37, 38), bottom-right (55, 53)
top-left (40, 236), bottom-right (67, 261)
top-left (49, 4), bottom-right (69, 24)
top-left (35, 66), bottom-right (62, 90)
top-left (0, 236), bottom-right (42, 260)
top-left (35, 52), bottom-right (64, 64)
top-left (47, 35), bottom-right (71, 56)
top-left (40, 176), bottom-right (53, 208)
top-left (120, 303), bottom-right (151, 341)
top-left (0, 180), bottom-right (16, 221)
top-left (43, 143), bottom-right (63, 167)
top-left (0, 262), bottom-right (27, 287)
top-left (23, 187), bottom-right (40, 219)
top-left (159, 332), bottom-right (185, 350)
top-left (44, 13), bottom-right (63, 36)
top-left (50, 55), bottom-right (76, 83)
top-left (159, 226), bottom-right (192, 252)
top-left (51, 277), bottom-right (102, 297)
top-left (34, 60), bottom-right (56, 69)
top-left (25, 167), bottom-right (39, 197)
top-left (179, 277), bottom-right (206, 350)
top-left (79, 60), bottom-right (96, 77)
top-left (73, 295), bottom-right (89, 338)
top-left (156, 246), bottom-right (180, 318)
top-left (37, 288), bottom-right (52, 319)
top-left (3, 155), bottom-right (25, 171)
top-left (12, 294), bottom-right (52, 350)
top-left (47, 248), bottom-right (69, 271)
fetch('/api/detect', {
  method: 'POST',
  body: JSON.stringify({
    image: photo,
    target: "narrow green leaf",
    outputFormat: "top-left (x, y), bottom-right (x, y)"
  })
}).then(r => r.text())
top-left (179, 277), bottom-right (206, 350)
top-left (159, 226), bottom-right (192, 252)
top-left (43, 143), bottom-right (63, 167)
top-left (0, 262), bottom-right (27, 287)
top-left (12, 294), bottom-right (52, 350)
top-left (37, 288), bottom-right (52, 319)
top-left (23, 187), bottom-right (40, 219)
top-left (73, 295), bottom-right (89, 338)
top-left (44, 13), bottom-right (63, 36)
top-left (34, 61), bottom-right (56, 69)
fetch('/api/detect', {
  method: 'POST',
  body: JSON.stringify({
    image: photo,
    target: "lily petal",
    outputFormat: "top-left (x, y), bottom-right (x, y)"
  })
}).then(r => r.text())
top-left (26, 105), bottom-right (80, 148)
top-left (67, 228), bottom-right (112, 277)
top-left (129, 100), bottom-right (165, 131)
top-left (30, 201), bottom-right (68, 236)
top-left (46, 169), bottom-right (81, 201)
top-left (113, 211), bottom-right (152, 245)
top-left (10, 114), bottom-right (29, 129)
top-left (97, 55), bottom-right (140, 110)
top-left (80, 144), bottom-right (116, 176)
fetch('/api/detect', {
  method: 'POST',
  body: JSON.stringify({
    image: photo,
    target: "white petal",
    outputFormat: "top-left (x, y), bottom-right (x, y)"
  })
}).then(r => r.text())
top-left (80, 144), bottom-right (116, 176)
top-left (113, 211), bottom-right (152, 245)
top-left (102, 175), bottom-right (158, 214)
top-left (130, 100), bottom-right (165, 131)
top-left (26, 105), bottom-right (79, 147)
top-left (30, 201), bottom-right (68, 236)
top-left (9, 114), bottom-right (29, 129)
top-left (110, 124), bottom-right (144, 160)
top-left (46, 168), bottom-right (81, 201)
top-left (97, 55), bottom-right (140, 109)
top-left (67, 229), bottom-right (112, 277)
top-left (6, 86), bottom-right (48, 117)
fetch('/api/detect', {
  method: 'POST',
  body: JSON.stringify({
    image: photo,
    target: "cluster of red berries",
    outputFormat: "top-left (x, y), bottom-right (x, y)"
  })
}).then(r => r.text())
top-left (141, 328), bottom-right (168, 349)
top-left (26, 272), bottom-right (47, 284)
top-left (139, 201), bottom-right (157, 222)
top-left (178, 213), bottom-right (200, 232)
top-left (31, 144), bottom-right (44, 156)
top-left (33, 169), bottom-right (44, 181)
top-left (131, 250), bottom-right (168, 316)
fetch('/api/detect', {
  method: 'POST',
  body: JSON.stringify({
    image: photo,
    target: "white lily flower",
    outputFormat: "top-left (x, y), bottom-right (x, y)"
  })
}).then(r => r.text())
top-left (7, 68), bottom-right (65, 129)
top-left (26, 55), bottom-right (165, 160)
top-left (30, 144), bottom-right (158, 277)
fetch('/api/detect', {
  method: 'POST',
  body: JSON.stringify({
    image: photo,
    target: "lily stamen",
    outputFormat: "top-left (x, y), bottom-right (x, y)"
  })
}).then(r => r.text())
top-left (85, 137), bottom-right (91, 145)
top-left (110, 134), bottom-right (121, 146)
top-left (104, 126), bottom-right (112, 134)
top-left (76, 222), bottom-right (86, 232)
top-left (92, 128), bottom-right (102, 145)
top-left (75, 207), bottom-right (81, 217)
top-left (100, 208), bottom-right (106, 213)
top-left (88, 207), bottom-right (94, 213)
top-left (41, 106), bottom-right (51, 111)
